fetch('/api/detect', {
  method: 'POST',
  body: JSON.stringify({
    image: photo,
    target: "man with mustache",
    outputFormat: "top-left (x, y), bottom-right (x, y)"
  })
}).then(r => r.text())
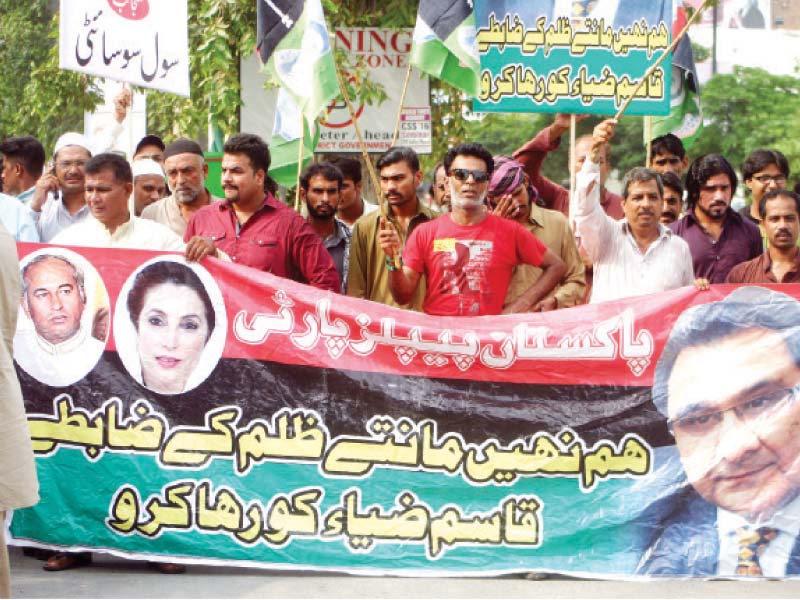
top-left (487, 155), bottom-right (586, 310)
top-left (739, 149), bottom-right (791, 246)
top-left (141, 139), bottom-right (222, 238)
top-left (347, 146), bottom-right (437, 311)
top-left (300, 162), bottom-right (351, 293)
top-left (670, 153), bottom-right (762, 283)
top-left (14, 253), bottom-right (105, 388)
top-left (573, 120), bottom-right (697, 303)
top-left (381, 142), bottom-right (565, 316)
top-left (659, 172), bottom-right (684, 226)
top-left (649, 133), bottom-right (689, 178)
top-left (186, 134), bottom-right (339, 291)
top-left (28, 133), bottom-right (93, 242)
top-left (727, 190), bottom-right (800, 284)
top-left (131, 159), bottom-right (167, 217)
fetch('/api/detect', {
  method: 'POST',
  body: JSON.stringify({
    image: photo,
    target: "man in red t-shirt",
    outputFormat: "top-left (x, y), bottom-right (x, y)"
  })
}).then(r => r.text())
top-left (380, 143), bottom-right (566, 316)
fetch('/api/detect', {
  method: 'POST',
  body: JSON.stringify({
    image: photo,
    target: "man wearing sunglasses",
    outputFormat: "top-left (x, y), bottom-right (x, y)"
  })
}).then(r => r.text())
top-left (640, 286), bottom-right (800, 576)
top-left (380, 143), bottom-right (566, 316)
top-left (488, 155), bottom-right (586, 311)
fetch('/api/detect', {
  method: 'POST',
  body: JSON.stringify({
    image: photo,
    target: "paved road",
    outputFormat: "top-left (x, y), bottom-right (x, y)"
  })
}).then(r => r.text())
top-left (9, 547), bottom-right (800, 598)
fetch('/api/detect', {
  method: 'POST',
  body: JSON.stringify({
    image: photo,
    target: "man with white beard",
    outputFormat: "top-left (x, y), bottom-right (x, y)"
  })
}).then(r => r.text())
top-left (380, 143), bottom-right (565, 316)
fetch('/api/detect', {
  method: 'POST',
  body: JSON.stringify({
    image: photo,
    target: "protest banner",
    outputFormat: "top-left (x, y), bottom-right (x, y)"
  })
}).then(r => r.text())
top-left (59, 0), bottom-right (190, 97)
top-left (8, 243), bottom-right (800, 577)
top-left (473, 0), bottom-right (673, 115)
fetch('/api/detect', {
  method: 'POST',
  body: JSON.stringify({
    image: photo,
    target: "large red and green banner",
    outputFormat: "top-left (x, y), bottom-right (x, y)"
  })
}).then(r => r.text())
top-left (9, 242), bottom-right (800, 578)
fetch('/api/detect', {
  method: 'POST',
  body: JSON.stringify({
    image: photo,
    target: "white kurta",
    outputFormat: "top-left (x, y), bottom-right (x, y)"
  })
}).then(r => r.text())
top-left (14, 326), bottom-right (105, 388)
top-left (51, 215), bottom-right (185, 251)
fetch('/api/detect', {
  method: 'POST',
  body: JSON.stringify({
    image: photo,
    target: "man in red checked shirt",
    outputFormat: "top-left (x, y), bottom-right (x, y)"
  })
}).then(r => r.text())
top-left (381, 143), bottom-right (565, 316)
top-left (185, 133), bottom-right (339, 292)
top-left (513, 113), bottom-right (624, 220)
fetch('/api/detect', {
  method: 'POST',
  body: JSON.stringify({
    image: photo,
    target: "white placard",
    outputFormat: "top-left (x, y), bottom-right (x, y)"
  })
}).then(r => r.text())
top-left (396, 107), bottom-right (432, 155)
top-left (59, 0), bottom-right (190, 97)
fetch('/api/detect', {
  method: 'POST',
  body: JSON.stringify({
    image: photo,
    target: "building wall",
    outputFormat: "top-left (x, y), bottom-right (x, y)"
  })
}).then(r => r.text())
top-left (772, 0), bottom-right (800, 29)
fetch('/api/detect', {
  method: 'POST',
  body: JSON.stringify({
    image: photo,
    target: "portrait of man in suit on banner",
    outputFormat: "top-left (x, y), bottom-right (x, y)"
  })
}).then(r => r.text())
top-left (640, 286), bottom-right (800, 577)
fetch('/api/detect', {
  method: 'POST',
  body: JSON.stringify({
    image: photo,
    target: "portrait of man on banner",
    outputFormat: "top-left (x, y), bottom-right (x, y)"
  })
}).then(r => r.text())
top-left (113, 257), bottom-right (227, 396)
top-left (641, 286), bottom-right (800, 576)
top-left (14, 249), bottom-right (109, 387)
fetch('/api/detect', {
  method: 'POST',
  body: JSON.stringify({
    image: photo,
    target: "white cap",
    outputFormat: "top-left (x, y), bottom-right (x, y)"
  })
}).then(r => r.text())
top-left (132, 158), bottom-right (165, 179)
top-left (53, 132), bottom-right (93, 156)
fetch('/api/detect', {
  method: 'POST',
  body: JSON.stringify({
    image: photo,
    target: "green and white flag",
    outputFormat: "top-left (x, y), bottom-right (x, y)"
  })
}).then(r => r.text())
top-left (268, 88), bottom-right (319, 187)
top-left (410, 0), bottom-right (481, 97)
top-left (650, 2), bottom-right (703, 148)
top-left (257, 0), bottom-right (338, 186)
top-left (257, 0), bottom-right (339, 122)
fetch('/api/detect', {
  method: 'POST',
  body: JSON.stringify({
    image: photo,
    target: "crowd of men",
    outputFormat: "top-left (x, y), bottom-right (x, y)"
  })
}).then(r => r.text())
top-left (1, 112), bottom-right (800, 318)
top-left (2, 110), bottom-right (800, 582)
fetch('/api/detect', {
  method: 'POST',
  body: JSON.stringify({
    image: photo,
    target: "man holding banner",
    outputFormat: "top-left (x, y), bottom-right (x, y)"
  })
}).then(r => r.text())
top-left (185, 134), bottom-right (340, 292)
top-left (643, 286), bottom-right (800, 576)
top-left (381, 143), bottom-right (566, 316)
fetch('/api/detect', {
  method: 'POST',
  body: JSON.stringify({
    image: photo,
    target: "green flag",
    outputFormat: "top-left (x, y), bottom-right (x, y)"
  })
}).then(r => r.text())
top-left (256, 0), bottom-right (339, 122)
top-left (410, 0), bottom-right (481, 97)
top-left (268, 89), bottom-right (319, 187)
top-left (650, 3), bottom-right (703, 148)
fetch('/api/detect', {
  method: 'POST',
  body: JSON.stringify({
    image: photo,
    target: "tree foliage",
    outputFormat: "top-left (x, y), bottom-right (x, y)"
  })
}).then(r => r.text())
top-left (692, 66), bottom-right (800, 178)
top-left (3, 0), bottom-right (799, 185)
top-left (0, 1), bottom-right (101, 151)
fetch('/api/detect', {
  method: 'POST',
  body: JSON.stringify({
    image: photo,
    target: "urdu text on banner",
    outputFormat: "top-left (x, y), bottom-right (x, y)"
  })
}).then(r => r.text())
top-left (473, 0), bottom-right (672, 115)
top-left (9, 242), bottom-right (800, 578)
top-left (59, 0), bottom-right (190, 97)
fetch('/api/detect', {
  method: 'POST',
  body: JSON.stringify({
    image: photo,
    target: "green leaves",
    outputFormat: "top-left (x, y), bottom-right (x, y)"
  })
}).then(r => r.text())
top-left (692, 66), bottom-right (800, 176)
top-left (0, 6), bottom-right (101, 152)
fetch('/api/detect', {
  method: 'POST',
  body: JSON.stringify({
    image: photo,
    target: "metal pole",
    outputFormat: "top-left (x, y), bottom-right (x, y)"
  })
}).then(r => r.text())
top-left (712, 2), bottom-right (718, 75)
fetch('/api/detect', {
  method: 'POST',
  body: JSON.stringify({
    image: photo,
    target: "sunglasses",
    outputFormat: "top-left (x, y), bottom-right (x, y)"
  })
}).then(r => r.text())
top-left (450, 168), bottom-right (490, 183)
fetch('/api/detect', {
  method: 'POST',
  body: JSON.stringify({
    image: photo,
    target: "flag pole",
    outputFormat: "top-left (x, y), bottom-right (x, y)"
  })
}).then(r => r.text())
top-left (569, 114), bottom-right (577, 231)
top-left (390, 62), bottom-right (414, 148)
top-left (613, 0), bottom-right (712, 121)
top-left (644, 116), bottom-right (653, 167)
top-left (332, 61), bottom-right (382, 216)
top-left (294, 115), bottom-right (304, 214)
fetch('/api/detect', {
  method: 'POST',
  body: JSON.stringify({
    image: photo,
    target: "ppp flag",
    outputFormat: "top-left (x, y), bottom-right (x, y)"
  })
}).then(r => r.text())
top-left (650, 1), bottom-right (703, 147)
top-left (257, 0), bottom-right (338, 185)
top-left (410, 0), bottom-right (481, 97)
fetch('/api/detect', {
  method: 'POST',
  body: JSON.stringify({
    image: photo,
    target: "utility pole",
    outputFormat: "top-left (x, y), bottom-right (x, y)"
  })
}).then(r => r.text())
top-left (711, 2), bottom-right (718, 75)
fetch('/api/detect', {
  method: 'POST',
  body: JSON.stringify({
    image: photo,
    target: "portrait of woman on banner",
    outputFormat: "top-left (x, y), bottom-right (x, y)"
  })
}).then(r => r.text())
top-left (114, 257), bottom-right (227, 395)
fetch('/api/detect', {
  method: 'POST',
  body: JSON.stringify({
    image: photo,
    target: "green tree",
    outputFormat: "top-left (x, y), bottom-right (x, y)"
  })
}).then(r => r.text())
top-left (692, 66), bottom-right (800, 178)
top-left (0, 1), bottom-right (101, 151)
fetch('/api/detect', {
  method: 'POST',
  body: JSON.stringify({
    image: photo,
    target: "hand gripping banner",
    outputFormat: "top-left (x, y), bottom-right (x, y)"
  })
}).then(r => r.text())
top-left (10, 242), bottom-right (800, 578)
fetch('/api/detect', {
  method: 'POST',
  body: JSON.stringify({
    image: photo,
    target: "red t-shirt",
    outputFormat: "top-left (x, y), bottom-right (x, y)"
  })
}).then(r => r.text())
top-left (403, 213), bottom-right (547, 316)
